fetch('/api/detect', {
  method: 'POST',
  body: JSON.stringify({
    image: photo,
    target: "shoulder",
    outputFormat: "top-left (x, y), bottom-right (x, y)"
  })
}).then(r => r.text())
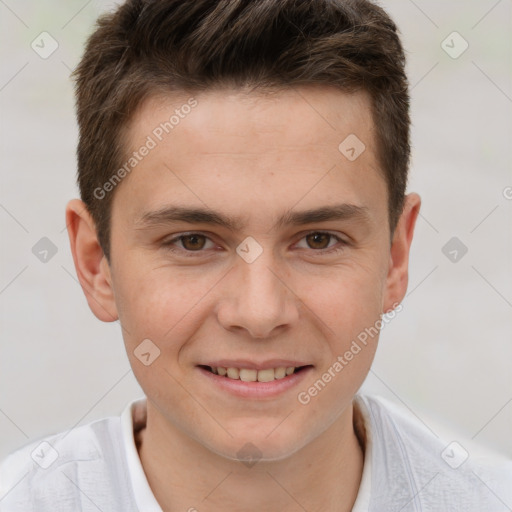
top-left (355, 394), bottom-right (512, 511)
top-left (0, 415), bottom-right (136, 512)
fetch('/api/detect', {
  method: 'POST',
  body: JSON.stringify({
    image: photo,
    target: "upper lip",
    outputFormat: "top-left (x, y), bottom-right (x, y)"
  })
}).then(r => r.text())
top-left (199, 359), bottom-right (311, 371)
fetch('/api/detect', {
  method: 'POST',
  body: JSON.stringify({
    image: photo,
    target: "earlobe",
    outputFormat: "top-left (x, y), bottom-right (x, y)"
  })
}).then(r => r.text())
top-left (382, 193), bottom-right (421, 313)
top-left (65, 199), bottom-right (118, 322)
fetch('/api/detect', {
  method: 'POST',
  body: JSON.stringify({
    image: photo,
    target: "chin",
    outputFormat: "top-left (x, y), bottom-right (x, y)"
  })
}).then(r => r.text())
top-left (202, 422), bottom-right (314, 464)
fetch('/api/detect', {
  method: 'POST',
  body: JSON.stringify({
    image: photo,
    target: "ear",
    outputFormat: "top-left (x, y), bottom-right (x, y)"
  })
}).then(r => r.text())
top-left (65, 199), bottom-right (118, 322)
top-left (382, 193), bottom-right (421, 313)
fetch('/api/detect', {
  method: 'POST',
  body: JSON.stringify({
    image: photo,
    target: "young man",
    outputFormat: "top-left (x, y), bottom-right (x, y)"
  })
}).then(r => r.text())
top-left (1, 1), bottom-right (510, 510)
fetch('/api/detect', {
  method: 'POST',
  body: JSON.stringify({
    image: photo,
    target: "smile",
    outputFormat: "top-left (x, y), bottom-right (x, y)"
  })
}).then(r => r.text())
top-left (197, 364), bottom-right (313, 399)
top-left (202, 365), bottom-right (307, 382)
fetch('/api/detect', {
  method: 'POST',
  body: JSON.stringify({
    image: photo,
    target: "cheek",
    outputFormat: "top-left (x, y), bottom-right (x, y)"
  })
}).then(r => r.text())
top-left (112, 261), bottom-right (220, 347)
top-left (113, 266), bottom-right (215, 396)
top-left (296, 257), bottom-right (386, 391)
top-left (294, 274), bottom-right (383, 422)
top-left (299, 258), bottom-right (386, 332)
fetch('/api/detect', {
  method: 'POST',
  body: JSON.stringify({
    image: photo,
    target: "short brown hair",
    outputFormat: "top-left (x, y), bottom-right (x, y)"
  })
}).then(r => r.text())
top-left (74, 0), bottom-right (410, 261)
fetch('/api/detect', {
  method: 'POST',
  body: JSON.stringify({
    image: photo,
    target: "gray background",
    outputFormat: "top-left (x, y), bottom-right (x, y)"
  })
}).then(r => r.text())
top-left (1, 0), bottom-right (511, 460)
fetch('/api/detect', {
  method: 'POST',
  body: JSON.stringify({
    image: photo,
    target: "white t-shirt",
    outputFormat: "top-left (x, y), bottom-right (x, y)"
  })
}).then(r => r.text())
top-left (1, 394), bottom-right (510, 511)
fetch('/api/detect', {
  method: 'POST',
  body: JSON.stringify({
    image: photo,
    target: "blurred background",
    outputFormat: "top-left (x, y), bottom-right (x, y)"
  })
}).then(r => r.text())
top-left (1, 0), bottom-right (511, 460)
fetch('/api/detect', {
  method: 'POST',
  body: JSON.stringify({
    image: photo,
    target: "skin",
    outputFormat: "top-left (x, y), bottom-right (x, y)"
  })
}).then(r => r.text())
top-left (66, 86), bottom-right (420, 512)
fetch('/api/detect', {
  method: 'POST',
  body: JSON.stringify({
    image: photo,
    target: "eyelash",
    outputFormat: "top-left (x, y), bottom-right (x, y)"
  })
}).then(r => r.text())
top-left (161, 231), bottom-right (348, 257)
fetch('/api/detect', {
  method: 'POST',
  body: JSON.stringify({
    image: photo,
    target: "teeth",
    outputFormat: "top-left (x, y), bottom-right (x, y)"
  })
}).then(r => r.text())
top-left (274, 367), bottom-right (286, 379)
top-left (257, 368), bottom-right (275, 382)
top-left (239, 369), bottom-right (257, 382)
top-left (210, 365), bottom-right (298, 381)
top-left (227, 367), bottom-right (240, 379)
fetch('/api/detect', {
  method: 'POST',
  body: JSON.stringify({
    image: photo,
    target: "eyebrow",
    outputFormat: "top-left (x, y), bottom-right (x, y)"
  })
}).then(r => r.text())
top-left (135, 203), bottom-right (370, 231)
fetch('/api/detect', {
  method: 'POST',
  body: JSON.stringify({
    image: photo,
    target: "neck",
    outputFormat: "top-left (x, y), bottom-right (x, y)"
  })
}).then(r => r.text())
top-left (137, 401), bottom-right (365, 512)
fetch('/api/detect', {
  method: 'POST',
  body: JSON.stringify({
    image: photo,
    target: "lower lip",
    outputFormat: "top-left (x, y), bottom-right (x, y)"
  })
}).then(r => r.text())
top-left (197, 366), bottom-right (313, 399)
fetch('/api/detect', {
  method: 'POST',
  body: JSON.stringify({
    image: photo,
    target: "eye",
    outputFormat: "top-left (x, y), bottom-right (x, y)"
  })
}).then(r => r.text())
top-left (161, 231), bottom-right (346, 257)
top-left (162, 233), bottom-right (216, 252)
top-left (295, 232), bottom-right (346, 252)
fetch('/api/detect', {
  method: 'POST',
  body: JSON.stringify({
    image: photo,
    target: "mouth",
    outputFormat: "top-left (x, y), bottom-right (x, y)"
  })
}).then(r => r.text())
top-left (198, 364), bottom-right (312, 383)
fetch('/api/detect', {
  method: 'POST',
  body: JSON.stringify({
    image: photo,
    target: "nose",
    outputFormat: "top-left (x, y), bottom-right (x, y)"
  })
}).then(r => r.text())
top-left (216, 253), bottom-right (300, 339)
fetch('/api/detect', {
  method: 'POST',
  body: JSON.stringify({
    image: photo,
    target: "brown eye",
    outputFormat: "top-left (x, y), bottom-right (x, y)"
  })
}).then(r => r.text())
top-left (306, 233), bottom-right (332, 249)
top-left (162, 232), bottom-right (216, 254)
top-left (180, 234), bottom-right (207, 250)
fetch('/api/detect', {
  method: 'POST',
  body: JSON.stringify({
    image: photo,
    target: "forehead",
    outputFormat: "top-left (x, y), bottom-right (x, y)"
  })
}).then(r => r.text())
top-left (128, 86), bottom-right (375, 152)
top-left (114, 86), bottom-right (386, 226)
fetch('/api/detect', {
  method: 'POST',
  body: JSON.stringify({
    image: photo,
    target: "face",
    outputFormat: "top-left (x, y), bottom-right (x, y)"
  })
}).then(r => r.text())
top-left (70, 86), bottom-right (417, 461)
